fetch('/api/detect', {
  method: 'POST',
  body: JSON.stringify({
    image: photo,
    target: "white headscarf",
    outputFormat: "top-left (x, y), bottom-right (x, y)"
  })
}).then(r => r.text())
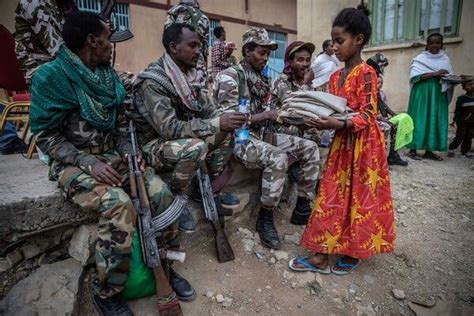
top-left (409, 50), bottom-right (454, 93)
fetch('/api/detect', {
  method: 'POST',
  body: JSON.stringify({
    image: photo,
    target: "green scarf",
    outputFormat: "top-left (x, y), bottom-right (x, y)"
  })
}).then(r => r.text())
top-left (30, 45), bottom-right (125, 134)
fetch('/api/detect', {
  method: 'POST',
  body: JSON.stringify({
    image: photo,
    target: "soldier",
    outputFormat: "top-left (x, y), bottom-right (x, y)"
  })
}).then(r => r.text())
top-left (270, 41), bottom-right (315, 137)
top-left (29, 12), bottom-right (182, 315)
top-left (14, 0), bottom-right (135, 100)
top-left (130, 22), bottom-right (245, 292)
top-left (213, 28), bottom-right (320, 250)
top-left (14, 0), bottom-right (78, 83)
top-left (165, 0), bottom-right (209, 89)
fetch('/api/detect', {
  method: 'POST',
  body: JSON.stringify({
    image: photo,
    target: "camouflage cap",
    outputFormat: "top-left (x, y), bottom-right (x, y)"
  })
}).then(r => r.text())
top-left (180, 0), bottom-right (199, 8)
top-left (242, 28), bottom-right (278, 51)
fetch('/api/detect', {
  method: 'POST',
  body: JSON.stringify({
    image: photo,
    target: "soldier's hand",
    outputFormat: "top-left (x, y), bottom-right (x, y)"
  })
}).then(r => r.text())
top-left (91, 161), bottom-right (123, 187)
top-left (220, 112), bottom-right (247, 131)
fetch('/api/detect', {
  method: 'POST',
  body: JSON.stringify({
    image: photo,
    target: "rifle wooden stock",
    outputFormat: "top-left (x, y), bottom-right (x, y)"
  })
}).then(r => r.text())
top-left (198, 162), bottom-right (235, 263)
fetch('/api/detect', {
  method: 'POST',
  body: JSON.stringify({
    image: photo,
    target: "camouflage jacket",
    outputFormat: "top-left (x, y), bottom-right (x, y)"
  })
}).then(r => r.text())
top-left (270, 73), bottom-right (312, 110)
top-left (213, 62), bottom-right (270, 132)
top-left (130, 56), bottom-right (220, 147)
top-left (14, 0), bottom-right (77, 83)
top-left (164, 4), bottom-right (210, 58)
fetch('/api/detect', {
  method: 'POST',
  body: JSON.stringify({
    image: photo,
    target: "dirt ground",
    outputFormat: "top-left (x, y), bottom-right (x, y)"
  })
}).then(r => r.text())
top-left (76, 150), bottom-right (473, 315)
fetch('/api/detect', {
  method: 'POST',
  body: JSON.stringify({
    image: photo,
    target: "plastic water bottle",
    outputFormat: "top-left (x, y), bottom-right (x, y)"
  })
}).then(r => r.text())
top-left (320, 130), bottom-right (331, 148)
top-left (235, 98), bottom-right (250, 145)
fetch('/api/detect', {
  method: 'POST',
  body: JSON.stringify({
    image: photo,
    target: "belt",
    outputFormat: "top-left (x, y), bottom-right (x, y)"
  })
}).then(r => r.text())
top-left (81, 139), bottom-right (115, 155)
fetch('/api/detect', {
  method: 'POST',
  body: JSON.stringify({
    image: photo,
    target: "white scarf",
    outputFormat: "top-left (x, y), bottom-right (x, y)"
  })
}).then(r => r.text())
top-left (163, 53), bottom-right (201, 111)
top-left (409, 50), bottom-right (454, 93)
top-left (311, 53), bottom-right (338, 88)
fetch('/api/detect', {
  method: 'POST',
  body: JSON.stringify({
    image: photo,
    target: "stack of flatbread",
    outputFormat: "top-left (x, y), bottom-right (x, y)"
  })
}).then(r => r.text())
top-left (277, 91), bottom-right (355, 126)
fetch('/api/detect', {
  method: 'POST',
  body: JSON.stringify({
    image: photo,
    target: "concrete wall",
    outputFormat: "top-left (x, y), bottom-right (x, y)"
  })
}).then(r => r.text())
top-left (0, 0), bottom-right (297, 75)
top-left (115, 0), bottom-right (297, 74)
top-left (297, 0), bottom-right (474, 114)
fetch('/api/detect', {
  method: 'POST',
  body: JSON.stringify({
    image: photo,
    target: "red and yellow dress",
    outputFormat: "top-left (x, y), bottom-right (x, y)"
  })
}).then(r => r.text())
top-left (300, 62), bottom-right (395, 259)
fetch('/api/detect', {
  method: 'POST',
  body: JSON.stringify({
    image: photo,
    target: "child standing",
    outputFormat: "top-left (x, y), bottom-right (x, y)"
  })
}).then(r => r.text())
top-left (289, 4), bottom-right (395, 275)
top-left (448, 80), bottom-right (474, 158)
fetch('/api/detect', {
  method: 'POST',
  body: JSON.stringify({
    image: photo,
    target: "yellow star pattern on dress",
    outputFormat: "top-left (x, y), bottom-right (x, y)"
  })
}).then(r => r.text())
top-left (365, 166), bottom-right (380, 192)
top-left (337, 168), bottom-right (349, 189)
top-left (370, 228), bottom-right (390, 253)
top-left (350, 199), bottom-right (363, 225)
top-left (322, 230), bottom-right (341, 254)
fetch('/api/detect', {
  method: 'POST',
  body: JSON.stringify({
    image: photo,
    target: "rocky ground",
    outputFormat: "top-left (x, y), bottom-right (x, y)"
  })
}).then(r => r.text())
top-left (82, 150), bottom-right (474, 315)
top-left (1, 150), bottom-right (473, 315)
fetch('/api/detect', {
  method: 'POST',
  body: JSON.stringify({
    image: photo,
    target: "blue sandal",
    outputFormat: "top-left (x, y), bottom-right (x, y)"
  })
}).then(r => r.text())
top-left (288, 256), bottom-right (331, 274)
top-left (331, 257), bottom-right (360, 275)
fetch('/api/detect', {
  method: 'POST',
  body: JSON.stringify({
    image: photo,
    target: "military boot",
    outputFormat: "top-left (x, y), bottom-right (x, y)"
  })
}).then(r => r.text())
top-left (290, 196), bottom-right (312, 225)
top-left (92, 294), bottom-right (133, 316)
top-left (256, 207), bottom-right (281, 250)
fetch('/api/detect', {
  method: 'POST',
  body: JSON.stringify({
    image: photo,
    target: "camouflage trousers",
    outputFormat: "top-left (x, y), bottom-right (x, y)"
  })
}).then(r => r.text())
top-left (234, 133), bottom-right (320, 209)
top-left (143, 132), bottom-right (232, 192)
top-left (56, 149), bottom-right (177, 298)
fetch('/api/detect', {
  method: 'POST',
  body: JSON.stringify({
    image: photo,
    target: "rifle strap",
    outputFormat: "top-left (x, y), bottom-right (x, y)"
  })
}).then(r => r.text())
top-left (211, 162), bottom-right (233, 193)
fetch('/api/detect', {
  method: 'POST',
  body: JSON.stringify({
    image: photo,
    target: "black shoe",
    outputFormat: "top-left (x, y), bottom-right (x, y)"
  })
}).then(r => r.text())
top-left (178, 208), bottom-right (196, 233)
top-left (0, 139), bottom-right (26, 155)
top-left (388, 152), bottom-right (408, 166)
top-left (219, 192), bottom-right (240, 210)
top-left (256, 208), bottom-right (281, 250)
top-left (169, 268), bottom-right (196, 301)
top-left (92, 294), bottom-right (133, 316)
top-left (290, 196), bottom-right (312, 225)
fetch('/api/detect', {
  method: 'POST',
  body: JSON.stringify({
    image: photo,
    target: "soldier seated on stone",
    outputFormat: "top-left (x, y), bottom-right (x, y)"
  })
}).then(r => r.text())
top-left (213, 28), bottom-right (320, 250)
top-left (29, 11), bottom-right (183, 315)
top-left (130, 23), bottom-right (246, 229)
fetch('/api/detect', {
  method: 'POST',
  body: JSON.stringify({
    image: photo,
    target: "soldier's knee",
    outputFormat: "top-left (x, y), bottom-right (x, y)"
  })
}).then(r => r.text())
top-left (183, 139), bottom-right (208, 162)
top-left (269, 150), bottom-right (288, 171)
top-left (99, 187), bottom-right (135, 223)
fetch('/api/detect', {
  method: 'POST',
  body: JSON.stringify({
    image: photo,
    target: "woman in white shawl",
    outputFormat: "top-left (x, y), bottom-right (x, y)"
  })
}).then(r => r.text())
top-left (407, 33), bottom-right (454, 161)
top-left (304, 39), bottom-right (338, 92)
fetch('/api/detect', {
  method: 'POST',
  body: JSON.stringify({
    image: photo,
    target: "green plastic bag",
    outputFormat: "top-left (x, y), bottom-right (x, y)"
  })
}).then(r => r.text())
top-left (122, 231), bottom-right (156, 300)
top-left (389, 113), bottom-right (414, 151)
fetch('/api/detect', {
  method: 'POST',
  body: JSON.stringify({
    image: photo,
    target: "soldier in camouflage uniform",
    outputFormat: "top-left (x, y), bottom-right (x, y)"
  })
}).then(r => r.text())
top-left (165, 0), bottom-right (209, 89)
top-left (14, 0), bottom-right (135, 101)
top-left (130, 23), bottom-right (246, 299)
top-left (270, 41), bottom-right (330, 187)
top-left (14, 0), bottom-right (77, 83)
top-left (29, 12), bottom-right (175, 315)
top-left (213, 28), bottom-right (320, 250)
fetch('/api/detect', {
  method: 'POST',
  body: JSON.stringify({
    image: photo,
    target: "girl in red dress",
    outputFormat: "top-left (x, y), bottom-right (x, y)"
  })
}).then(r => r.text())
top-left (289, 4), bottom-right (395, 275)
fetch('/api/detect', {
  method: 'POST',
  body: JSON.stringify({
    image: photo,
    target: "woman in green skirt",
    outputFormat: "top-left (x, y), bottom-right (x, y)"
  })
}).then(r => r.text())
top-left (407, 33), bottom-right (453, 161)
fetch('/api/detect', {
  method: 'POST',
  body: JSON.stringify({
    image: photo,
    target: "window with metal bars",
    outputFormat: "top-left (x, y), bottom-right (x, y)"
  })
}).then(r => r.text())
top-left (74, 0), bottom-right (130, 32)
top-left (208, 19), bottom-right (221, 47)
top-left (368, 0), bottom-right (462, 46)
top-left (266, 30), bottom-right (287, 82)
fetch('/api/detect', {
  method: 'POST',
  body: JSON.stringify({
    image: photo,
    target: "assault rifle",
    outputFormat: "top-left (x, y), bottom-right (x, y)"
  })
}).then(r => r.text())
top-left (128, 121), bottom-right (188, 301)
top-left (101, 0), bottom-right (134, 43)
top-left (197, 162), bottom-right (235, 263)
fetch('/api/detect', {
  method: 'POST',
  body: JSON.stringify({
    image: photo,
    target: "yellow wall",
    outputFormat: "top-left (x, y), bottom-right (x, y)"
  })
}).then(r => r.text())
top-left (115, 0), bottom-right (297, 74)
top-left (1, 0), bottom-right (297, 75)
top-left (0, 1), bottom-right (19, 32)
top-left (298, 0), bottom-right (474, 114)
